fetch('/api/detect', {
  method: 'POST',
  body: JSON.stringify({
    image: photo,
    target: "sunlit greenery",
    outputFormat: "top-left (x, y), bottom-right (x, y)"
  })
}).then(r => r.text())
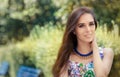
top-left (0, 0), bottom-right (120, 44)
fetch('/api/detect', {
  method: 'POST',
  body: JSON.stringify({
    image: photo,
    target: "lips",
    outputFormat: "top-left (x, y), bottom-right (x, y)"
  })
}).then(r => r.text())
top-left (84, 35), bottom-right (92, 38)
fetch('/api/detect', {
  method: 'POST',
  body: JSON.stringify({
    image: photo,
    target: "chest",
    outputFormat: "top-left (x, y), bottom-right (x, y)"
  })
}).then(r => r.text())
top-left (68, 47), bottom-right (104, 77)
top-left (68, 60), bottom-right (95, 77)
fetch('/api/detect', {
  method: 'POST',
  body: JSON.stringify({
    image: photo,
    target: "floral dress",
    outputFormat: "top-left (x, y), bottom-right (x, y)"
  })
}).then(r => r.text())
top-left (68, 47), bottom-right (104, 77)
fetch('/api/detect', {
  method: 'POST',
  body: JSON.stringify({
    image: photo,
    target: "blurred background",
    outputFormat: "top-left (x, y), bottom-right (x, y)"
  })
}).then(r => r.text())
top-left (0, 0), bottom-right (120, 77)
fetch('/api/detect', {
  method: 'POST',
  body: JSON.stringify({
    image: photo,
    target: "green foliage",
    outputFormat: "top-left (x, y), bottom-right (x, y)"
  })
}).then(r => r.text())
top-left (1, 0), bottom-right (120, 44)
top-left (96, 23), bottom-right (120, 55)
top-left (0, 0), bottom-right (58, 44)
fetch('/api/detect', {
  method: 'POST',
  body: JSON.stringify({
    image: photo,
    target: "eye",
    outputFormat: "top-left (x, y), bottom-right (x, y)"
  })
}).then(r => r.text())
top-left (78, 23), bottom-right (84, 28)
top-left (89, 22), bottom-right (95, 26)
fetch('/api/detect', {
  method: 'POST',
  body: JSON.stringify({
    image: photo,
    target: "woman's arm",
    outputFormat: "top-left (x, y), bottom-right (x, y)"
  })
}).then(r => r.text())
top-left (102, 48), bottom-right (114, 75)
top-left (91, 37), bottom-right (114, 77)
top-left (60, 66), bottom-right (68, 77)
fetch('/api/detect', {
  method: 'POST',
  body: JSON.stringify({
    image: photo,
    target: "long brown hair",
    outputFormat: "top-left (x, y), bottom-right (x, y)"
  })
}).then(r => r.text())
top-left (52, 7), bottom-right (97, 77)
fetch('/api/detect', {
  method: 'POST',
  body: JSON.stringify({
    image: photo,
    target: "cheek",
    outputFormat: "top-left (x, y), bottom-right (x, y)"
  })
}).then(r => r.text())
top-left (92, 33), bottom-right (95, 37)
top-left (92, 31), bottom-right (95, 39)
top-left (91, 27), bottom-right (96, 33)
top-left (75, 30), bottom-right (84, 38)
top-left (75, 28), bottom-right (82, 35)
top-left (92, 26), bottom-right (96, 31)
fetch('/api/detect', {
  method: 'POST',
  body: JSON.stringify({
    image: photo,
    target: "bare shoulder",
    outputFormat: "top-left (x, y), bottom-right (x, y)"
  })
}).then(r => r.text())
top-left (103, 48), bottom-right (114, 58)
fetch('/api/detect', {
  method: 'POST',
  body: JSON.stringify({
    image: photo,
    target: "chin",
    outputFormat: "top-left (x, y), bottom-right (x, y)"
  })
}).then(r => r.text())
top-left (84, 39), bottom-right (93, 43)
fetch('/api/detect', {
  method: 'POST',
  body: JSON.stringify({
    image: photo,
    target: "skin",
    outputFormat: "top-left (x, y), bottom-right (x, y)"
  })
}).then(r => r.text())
top-left (60, 13), bottom-right (114, 77)
top-left (74, 13), bottom-right (96, 54)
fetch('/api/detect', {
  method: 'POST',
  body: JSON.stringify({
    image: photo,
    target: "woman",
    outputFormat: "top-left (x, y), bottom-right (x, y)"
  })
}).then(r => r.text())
top-left (52, 7), bottom-right (114, 77)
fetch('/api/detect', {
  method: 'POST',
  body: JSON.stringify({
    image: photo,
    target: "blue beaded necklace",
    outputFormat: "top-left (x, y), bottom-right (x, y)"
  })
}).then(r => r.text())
top-left (74, 48), bottom-right (93, 57)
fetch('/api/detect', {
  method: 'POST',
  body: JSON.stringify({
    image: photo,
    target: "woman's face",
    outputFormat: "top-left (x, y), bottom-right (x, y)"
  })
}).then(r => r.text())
top-left (74, 13), bottom-right (96, 43)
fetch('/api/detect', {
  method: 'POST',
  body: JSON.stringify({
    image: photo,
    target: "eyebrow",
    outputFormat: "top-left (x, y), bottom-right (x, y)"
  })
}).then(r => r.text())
top-left (77, 21), bottom-right (94, 25)
top-left (89, 21), bottom-right (95, 23)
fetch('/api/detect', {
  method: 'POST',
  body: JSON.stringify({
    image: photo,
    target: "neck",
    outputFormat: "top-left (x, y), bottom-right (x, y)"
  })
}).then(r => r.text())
top-left (77, 41), bottom-right (92, 54)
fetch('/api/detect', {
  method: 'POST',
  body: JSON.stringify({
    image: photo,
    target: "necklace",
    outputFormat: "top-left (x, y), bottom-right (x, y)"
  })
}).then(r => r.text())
top-left (73, 48), bottom-right (93, 57)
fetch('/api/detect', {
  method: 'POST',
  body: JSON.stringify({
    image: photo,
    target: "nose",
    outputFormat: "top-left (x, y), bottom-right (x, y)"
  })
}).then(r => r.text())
top-left (86, 25), bottom-right (91, 32)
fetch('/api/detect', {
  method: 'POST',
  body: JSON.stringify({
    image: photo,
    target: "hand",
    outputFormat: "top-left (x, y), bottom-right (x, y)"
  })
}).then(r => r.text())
top-left (90, 36), bottom-right (98, 50)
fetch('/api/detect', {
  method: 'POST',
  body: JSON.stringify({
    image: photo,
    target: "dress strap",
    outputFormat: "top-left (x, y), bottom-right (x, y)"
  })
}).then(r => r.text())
top-left (99, 47), bottom-right (104, 59)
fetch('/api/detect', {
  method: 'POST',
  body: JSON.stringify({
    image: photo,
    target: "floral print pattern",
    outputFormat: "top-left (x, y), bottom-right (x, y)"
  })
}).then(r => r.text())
top-left (68, 47), bottom-right (104, 77)
top-left (68, 61), bottom-right (95, 77)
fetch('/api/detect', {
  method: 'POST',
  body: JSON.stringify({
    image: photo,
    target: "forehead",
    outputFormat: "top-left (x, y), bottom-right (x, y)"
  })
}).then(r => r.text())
top-left (78, 13), bottom-right (94, 23)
